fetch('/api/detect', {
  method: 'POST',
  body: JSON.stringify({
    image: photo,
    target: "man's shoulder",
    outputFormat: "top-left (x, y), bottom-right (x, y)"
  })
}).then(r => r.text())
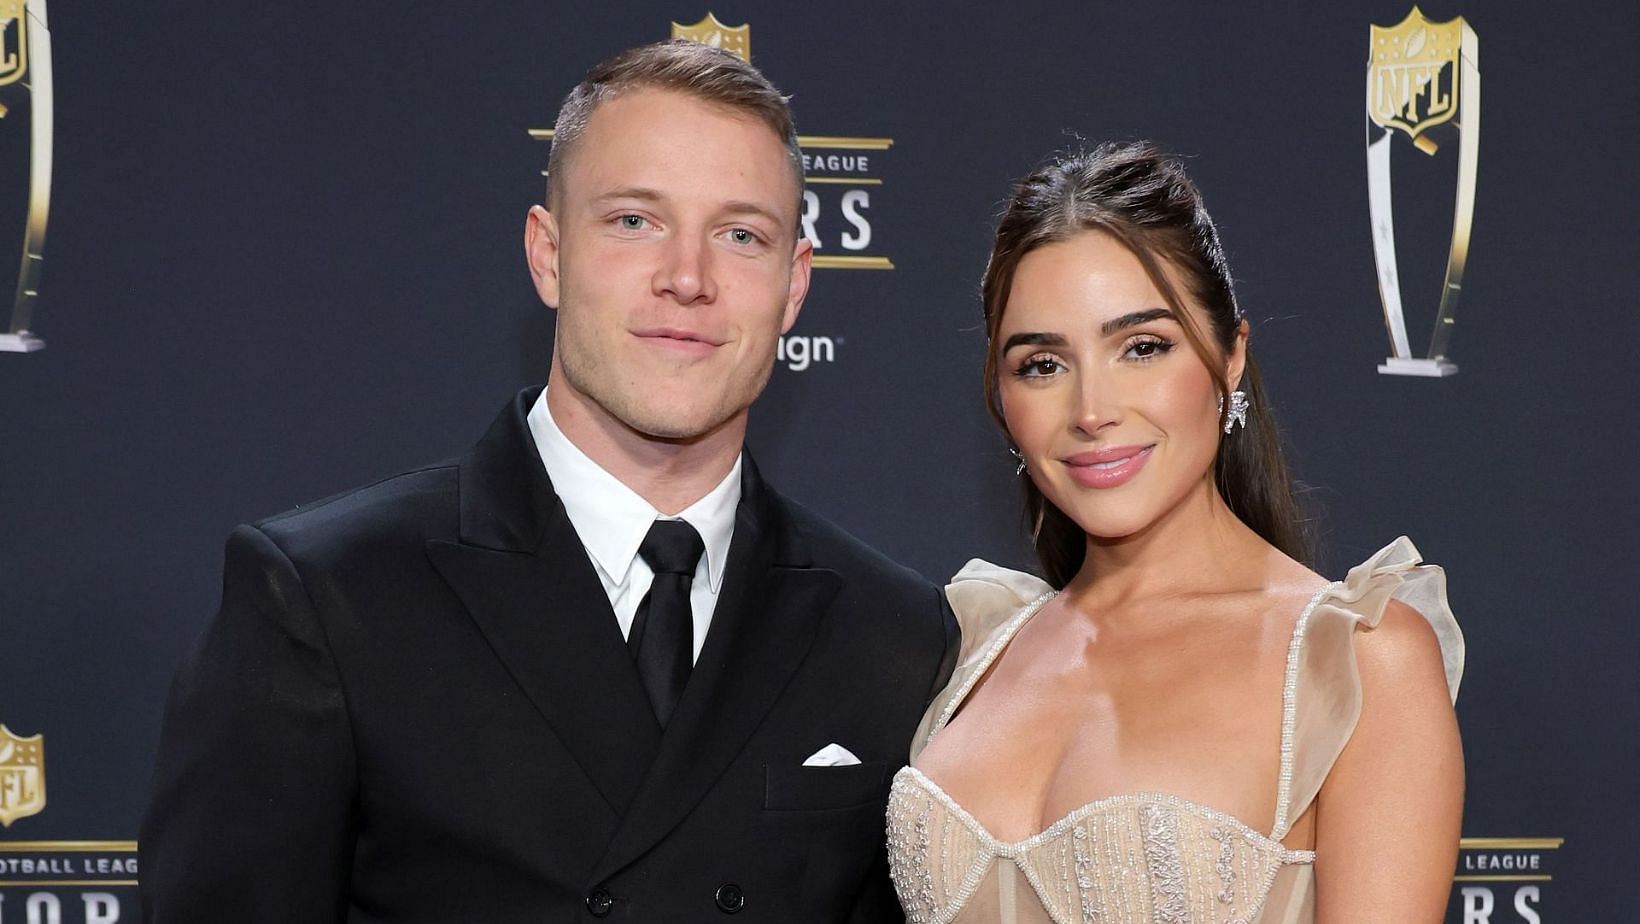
top-left (772, 491), bottom-right (935, 598)
top-left (249, 461), bottom-right (460, 564)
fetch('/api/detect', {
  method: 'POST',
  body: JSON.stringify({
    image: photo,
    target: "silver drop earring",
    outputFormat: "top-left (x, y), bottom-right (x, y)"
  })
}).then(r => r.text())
top-left (1009, 447), bottom-right (1027, 476)
top-left (1218, 390), bottom-right (1250, 434)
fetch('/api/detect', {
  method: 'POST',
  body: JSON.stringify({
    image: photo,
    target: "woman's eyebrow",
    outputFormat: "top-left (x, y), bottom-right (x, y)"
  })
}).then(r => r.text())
top-left (1100, 307), bottom-right (1174, 336)
top-left (1000, 331), bottom-right (1068, 352)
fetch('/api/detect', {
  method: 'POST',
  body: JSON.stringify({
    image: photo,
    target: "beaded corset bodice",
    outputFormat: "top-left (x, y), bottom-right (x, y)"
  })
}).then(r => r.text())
top-left (886, 539), bottom-right (1464, 924)
top-left (889, 767), bottom-right (1314, 924)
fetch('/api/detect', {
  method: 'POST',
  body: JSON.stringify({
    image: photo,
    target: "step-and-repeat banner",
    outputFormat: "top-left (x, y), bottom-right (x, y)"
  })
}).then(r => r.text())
top-left (2, 2), bottom-right (1635, 920)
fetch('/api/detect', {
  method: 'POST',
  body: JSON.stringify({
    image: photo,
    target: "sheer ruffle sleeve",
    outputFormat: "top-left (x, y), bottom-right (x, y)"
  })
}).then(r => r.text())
top-left (909, 559), bottom-right (1054, 763)
top-left (1273, 536), bottom-right (1465, 838)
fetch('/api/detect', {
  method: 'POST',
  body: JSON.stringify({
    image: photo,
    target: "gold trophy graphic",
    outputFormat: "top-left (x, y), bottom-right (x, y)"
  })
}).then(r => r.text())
top-left (0, 724), bottom-right (45, 827)
top-left (0, 0), bottom-right (51, 353)
top-left (671, 12), bottom-right (749, 61)
top-left (1366, 7), bottom-right (1478, 376)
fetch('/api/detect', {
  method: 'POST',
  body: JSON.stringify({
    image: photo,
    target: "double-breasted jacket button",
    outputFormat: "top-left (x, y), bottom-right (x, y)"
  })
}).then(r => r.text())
top-left (714, 882), bottom-right (745, 914)
top-left (585, 887), bottom-right (614, 917)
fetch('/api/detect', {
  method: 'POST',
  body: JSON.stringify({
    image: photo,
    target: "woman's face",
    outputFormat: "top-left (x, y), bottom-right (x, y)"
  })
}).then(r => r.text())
top-left (996, 231), bottom-right (1244, 542)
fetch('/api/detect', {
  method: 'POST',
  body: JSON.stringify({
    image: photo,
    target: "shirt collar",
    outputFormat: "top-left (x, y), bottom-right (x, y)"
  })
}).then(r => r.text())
top-left (527, 388), bottom-right (740, 592)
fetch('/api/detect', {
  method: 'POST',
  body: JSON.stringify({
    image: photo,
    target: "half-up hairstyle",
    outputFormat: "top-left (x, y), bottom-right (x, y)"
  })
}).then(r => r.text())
top-left (981, 141), bottom-right (1309, 587)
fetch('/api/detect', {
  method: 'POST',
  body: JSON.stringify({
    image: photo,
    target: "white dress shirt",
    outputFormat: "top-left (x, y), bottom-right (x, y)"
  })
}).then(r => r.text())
top-left (527, 389), bottom-right (740, 664)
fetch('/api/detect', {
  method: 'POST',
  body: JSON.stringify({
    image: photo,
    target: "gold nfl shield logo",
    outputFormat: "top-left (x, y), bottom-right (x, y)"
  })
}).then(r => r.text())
top-left (0, 0), bottom-right (27, 87)
top-left (1368, 7), bottom-right (1468, 153)
top-left (0, 724), bottom-right (46, 827)
top-left (671, 12), bottom-right (749, 62)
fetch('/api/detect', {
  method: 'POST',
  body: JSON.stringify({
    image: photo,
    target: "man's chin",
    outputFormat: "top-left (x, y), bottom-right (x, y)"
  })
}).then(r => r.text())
top-left (610, 398), bottom-right (742, 444)
top-left (624, 413), bottom-right (731, 443)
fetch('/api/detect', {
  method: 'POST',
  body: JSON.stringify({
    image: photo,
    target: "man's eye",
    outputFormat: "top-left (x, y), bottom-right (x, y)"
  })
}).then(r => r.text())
top-left (729, 228), bottom-right (757, 245)
top-left (618, 215), bottom-right (647, 230)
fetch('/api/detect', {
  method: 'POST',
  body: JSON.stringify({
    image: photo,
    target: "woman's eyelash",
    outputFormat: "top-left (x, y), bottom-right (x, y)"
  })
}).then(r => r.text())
top-left (1008, 336), bottom-right (1174, 375)
top-left (1124, 336), bottom-right (1175, 360)
top-left (1011, 355), bottom-right (1063, 377)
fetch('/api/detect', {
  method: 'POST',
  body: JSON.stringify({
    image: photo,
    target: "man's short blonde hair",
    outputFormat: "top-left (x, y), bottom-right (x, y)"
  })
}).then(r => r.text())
top-left (546, 40), bottom-right (803, 208)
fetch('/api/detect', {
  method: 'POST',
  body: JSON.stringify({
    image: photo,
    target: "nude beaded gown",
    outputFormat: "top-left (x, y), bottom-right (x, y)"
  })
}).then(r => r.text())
top-left (887, 538), bottom-right (1463, 924)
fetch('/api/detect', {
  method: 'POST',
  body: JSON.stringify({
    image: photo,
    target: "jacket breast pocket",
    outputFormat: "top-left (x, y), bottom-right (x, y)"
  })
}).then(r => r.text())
top-left (763, 761), bottom-right (891, 812)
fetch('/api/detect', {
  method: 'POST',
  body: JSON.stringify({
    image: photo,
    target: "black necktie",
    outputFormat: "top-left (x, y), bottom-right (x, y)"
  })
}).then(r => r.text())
top-left (628, 519), bottom-right (705, 727)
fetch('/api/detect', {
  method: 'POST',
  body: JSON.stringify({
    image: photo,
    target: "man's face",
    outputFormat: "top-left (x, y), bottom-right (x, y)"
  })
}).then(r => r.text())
top-left (526, 87), bottom-right (811, 442)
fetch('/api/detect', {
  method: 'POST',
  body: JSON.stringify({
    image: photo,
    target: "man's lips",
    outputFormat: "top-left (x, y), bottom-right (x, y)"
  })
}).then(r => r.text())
top-left (630, 327), bottom-right (725, 355)
top-left (1060, 444), bottom-right (1155, 488)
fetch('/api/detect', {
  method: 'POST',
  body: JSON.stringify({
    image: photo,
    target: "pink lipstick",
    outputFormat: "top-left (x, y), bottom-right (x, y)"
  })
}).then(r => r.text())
top-left (1061, 445), bottom-right (1154, 489)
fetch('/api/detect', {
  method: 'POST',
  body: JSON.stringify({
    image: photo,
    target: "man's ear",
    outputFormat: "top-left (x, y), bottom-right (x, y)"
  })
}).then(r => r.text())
top-left (524, 205), bottom-right (562, 309)
top-left (780, 237), bottom-right (814, 334)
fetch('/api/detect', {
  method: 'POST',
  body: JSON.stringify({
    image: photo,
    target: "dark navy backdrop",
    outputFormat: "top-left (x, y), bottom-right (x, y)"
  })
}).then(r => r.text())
top-left (2, 2), bottom-right (1635, 920)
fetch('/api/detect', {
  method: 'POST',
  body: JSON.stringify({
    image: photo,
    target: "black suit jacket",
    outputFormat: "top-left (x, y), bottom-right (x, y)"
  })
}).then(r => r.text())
top-left (140, 389), bottom-right (958, 923)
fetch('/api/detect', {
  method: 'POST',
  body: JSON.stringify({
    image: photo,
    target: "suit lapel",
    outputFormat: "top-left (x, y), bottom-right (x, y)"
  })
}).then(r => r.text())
top-left (589, 459), bottom-right (841, 885)
top-left (426, 389), bottom-right (661, 816)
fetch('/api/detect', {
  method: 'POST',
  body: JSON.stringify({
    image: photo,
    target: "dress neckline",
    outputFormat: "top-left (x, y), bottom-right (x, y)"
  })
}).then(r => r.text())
top-left (895, 765), bottom-right (1316, 863)
top-left (918, 580), bottom-right (1341, 842)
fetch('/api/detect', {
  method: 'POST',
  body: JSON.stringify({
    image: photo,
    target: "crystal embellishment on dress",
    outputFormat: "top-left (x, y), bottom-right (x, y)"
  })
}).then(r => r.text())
top-left (1071, 824), bottom-right (1103, 921)
top-left (1273, 581), bottom-right (1343, 838)
top-left (1211, 826), bottom-right (1236, 904)
top-left (1139, 803), bottom-right (1189, 924)
top-left (915, 801), bottom-right (937, 915)
top-left (887, 782), bottom-right (941, 924)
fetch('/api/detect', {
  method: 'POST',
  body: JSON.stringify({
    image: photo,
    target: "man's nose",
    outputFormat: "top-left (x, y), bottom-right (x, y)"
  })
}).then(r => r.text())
top-left (653, 234), bottom-right (716, 305)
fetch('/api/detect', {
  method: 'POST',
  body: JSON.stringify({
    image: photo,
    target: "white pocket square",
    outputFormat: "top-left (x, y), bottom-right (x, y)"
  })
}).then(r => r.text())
top-left (801, 743), bottom-right (861, 767)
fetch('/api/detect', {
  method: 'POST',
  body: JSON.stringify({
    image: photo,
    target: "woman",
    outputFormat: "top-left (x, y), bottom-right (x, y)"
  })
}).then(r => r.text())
top-left (887, 143), bottom-right (1464, 923)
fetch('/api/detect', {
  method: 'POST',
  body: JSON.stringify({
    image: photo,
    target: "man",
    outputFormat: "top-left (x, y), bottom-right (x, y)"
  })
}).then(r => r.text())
top-left (140, 41), bottom-right (956, 922)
